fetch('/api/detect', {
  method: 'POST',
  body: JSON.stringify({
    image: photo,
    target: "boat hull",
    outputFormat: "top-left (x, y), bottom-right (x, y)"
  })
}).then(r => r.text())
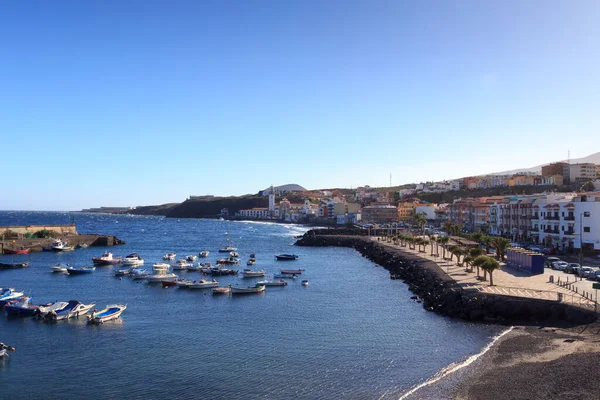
top-left (3, 248), bottom-right (30, 255)
top-left (0, 262), bottom-right (30, 270)
top-left (89, 305), bottom-right (126, 324)
top-left (231, 286), bottom-right (266, 294)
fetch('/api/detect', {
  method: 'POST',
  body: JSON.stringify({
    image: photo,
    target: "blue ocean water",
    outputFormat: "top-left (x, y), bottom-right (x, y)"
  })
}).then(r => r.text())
top-left (0, 212), bottom-right (501, 399)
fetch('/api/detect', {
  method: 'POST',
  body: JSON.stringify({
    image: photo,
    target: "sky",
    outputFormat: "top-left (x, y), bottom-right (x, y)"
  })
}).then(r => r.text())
top-left (1, 0), bottom-right (599, 210)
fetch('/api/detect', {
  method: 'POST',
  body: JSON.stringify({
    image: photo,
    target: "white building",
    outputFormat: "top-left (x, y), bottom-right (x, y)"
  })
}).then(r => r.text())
top-left (236, 208), bottom-right (270, 219)
top-left (415, 205), bottom-right (438, 220)
top-left (569, 163), bottom-right (597, 184)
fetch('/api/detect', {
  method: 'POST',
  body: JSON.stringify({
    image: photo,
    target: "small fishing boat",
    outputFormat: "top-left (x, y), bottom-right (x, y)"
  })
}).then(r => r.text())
top-left (188, 279), bottom-right (219, 289)
top-left (36, 301), bottom-right (69, 318)
top-left (186, 264), bottom-right (202, 272)
top-left (186, 255), bottom-right (197, 262)
top-left (92, 251), bottom-right (122, 265)
top-left (280, 268), bottom-right (304, 275)
top-left (273, 274), bottom-right (298, 280)
top-left (218, 246), bottom-right (237, 253)
top-left (199, 251), bottom-right (209, 258)
top-left (4, 297), bottom-right (39, 317)
top-left (51, 240), bottom-right (74, 252)
top-left (247, 259), bottom-right (256, 266)
top-left (163, 253), bottom-right (176, 260)
top-left (161, 280), bottom-right (177, 287)
top-left (173, 260), bottom-right (192, 270)
top-left (152, 262), bottom-right (171, 272)
top-left (47, 300), bottom-right (95, 320)
top-left (50, 263), bottom-right (69, 273)
top-left (128, 268), bottom-right (147, 276)
top-left (114, 268), bottom-right (130, 277)
top-left (0, 343), bottom-right (16, 358)
top-left (229, 251), bottom-right (239, 258)
top-left (301, 280), bottom-right (309, 286)
top-left (199, 262), bottom-right (212, 273)
top-left (0, 262), bottom-right (30, 270)
top-left (212, 287), bottom-right (231, 295)
top-left (216, 256), bottom-right (239, 265)
top-left (249, 252), bottom-right (256, 259)
top-left (76, 243), bottom-right (89, 249)
top-left (275, 254), bottom-right (298, 261)
top-left (257, 279), bottom-right (288, 287)
top-left (122, 253), bottom-right (144, 266)
top-left (132, 274), bottom-right (150, 280)
top-left (176, 279), bottom-right (193, 288)
top-left (209, 268), bottom-right (238, 276)
top-left (66, 266), bottom-right (96, 275)
top-left (146, 273), bottom-right (178, 283)
top-left (0, 288), bottom-right (25, 306)
top-left (88, 304), bottom-right (127, 324)
top-left (231, 283), bottom-right (266, 294)
top-left (3, 247), bottom-right (30, 255)
top-left (241, 269), bottom-right (265, 278)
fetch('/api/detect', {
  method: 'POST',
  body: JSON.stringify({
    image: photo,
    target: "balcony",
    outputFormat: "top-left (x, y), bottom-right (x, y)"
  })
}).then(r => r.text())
top-left (531, 215), bottom-right (539, 220)
top-left (544, 229), bottom-right (560, 234)
top-left (564, 216), bottom-right (575, 221)
top-left (545, 216), bottom-right (560, 220)
top-left (564, 230), bottom-right (576, 236)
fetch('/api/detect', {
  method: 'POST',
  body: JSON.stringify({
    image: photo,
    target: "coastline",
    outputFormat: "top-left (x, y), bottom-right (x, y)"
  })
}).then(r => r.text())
top-left (401, 323), bottom-right (600, 399)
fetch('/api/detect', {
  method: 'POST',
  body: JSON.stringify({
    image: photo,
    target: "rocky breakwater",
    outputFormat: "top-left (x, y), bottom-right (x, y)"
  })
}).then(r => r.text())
top-left (296, 233), bottom-right (597, 326)
top-left (1, 234), bottom-right (125, 253)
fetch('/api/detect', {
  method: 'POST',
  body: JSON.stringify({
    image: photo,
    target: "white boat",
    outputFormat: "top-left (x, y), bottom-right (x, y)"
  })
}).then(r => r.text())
top-left (89, 304), bottom-right (127, 324)
top-left (92, 251), bottom-right (122, 265)
top-left (257, 279), bottom-right (288, 287)
top-left (50, 263), bottom-right (69, 273)
top-left (301, 280), bottom-right (309, 286)
top-left (212, 287), bottom-right (231, 295)
top-left (122, 253), bottom-right (144, 266)
top-left (186, 255), bottom-right (197, 262)
top-left (218, 246), bottom-right (237, 253)
top-left (247, 260), bottom-right (256, 266)
top-left (186, 264), bottom-right (202, 272)
top-left (176, 279), bottom-right (193, 288)
top-left (36, 301), bottom-right (69, 318)
top-left (146, 273), bottom-right (178, 283)
top-left (0, 288), bottom-right (25, 306)
top-left (173, 260), bottom-right (192, 270)
top-left (51, 239), bottom-right (74, 252)
top-left (231, 284), bottom-right (266, 294)
top-left (152, 263), bottom-right (171, 272)
top-left (241, 269), bottom-right (265, 278)
top-left (0, 344), bottom-right (15, 358)
top-left (199, 262), bottom-right (212, 273)
top-left (163, 253), bottom-right (176, 260)
top-left (229, 251), bottom-right (239, 258)
top-left (48, 300), bottom-right (96, 321)
top-left (188, 279), bottom-right (219, 289)
top-left (199, 251), bottom-right (209, 258)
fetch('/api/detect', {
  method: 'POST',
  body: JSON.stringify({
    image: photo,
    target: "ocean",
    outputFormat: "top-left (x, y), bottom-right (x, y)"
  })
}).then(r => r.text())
top-left (0, 212), bottom-right (502, 399)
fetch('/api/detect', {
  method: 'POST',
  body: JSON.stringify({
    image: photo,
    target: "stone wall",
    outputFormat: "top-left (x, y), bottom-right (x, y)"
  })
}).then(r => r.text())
top-left (295, 234), bottom-right (597, 326)
top-left (0, 224), bottom-right (78, 237)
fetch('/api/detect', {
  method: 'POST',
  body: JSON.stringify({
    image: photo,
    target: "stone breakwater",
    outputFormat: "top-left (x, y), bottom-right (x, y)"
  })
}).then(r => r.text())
top-left (1, 234), bottom-right (125, 253)
top-left (296, 234), bottom-right (597, 326)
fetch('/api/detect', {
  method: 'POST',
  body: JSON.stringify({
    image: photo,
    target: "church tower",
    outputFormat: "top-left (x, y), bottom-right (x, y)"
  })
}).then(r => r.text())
top-left (268, 185), bottom-right (275, 217)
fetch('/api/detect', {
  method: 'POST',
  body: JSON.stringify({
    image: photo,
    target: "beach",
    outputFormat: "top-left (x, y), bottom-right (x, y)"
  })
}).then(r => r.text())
top-left (403, 322), bottom-right (600, 399)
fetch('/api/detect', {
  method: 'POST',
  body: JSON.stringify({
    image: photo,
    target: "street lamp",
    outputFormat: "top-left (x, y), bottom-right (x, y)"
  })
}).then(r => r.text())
top-left (580, 211), bottom-right (591, 265)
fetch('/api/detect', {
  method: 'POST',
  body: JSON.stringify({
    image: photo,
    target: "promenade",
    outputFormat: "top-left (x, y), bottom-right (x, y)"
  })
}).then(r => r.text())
top-left (373, 237), bottom-right (598, 310)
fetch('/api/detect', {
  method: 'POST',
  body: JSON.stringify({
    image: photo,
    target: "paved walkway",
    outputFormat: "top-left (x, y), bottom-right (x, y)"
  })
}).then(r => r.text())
top-left (373, 238), bottom-right (597, 308)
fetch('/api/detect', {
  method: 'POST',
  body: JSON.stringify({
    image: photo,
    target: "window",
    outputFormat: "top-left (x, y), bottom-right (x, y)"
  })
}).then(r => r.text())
top-left (584, 227), bottom-right (590, 233)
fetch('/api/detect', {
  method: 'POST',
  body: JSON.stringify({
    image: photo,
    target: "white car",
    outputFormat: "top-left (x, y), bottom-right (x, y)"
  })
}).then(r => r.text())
top-left (551, 261), bottom-right (568, 271)
top-left (578, 267), bottom-right (595, 278)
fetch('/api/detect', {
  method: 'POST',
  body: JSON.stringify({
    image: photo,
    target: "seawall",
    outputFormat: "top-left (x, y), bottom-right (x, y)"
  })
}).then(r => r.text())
top-left (295, 233), bottom-right (597, 326)
top-left (1, 234), bottom-right (125, 253)
top-left (0, 224), bottom-right (77, 237)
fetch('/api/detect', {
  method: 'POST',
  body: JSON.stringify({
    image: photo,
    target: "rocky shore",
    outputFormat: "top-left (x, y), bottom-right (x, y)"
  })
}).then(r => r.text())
top-left (295, 232), bottom-right (597, 325)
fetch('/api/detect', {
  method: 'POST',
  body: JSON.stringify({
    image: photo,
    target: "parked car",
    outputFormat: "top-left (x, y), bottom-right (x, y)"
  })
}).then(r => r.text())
top-left (578, 266), bottom-right (595, 278)
top-left (586, 268), bottom-right (599, 280)
top-left (528, 246), bottom-right (543, 253)
top-left (543, 248), bottom-right (558, 255)
top-left (592, 270), bottom-right (600, 281)
top-left (564, 263), bottom-right (581, 274)
top-left (551, 261), bottom-right (568, 271)
top-left (545, 257), bottom-right (561, 268)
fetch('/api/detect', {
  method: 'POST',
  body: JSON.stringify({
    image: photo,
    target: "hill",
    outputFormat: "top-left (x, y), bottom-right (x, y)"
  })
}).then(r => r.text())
top-left (490, 152), bottom-right (600, 176)
top-left (262, 184), bottom-right (307, 193)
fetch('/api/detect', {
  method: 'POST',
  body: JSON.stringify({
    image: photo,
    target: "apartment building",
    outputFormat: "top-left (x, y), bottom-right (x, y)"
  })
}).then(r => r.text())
top-left (361, 204), bottom-right (398, 223)
top-left (569, 163), bottom-right (597, 184)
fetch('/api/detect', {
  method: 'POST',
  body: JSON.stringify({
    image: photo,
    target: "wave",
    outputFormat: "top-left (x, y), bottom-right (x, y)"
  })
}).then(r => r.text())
top-left (397, 326), bottom-right (514, 400)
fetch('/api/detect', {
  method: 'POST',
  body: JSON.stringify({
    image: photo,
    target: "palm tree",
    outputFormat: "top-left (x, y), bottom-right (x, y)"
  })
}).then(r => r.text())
top-left (481, 257), bottom-right (500, 286)
top-left (415, 212), bottom-right (427, 235)
top-left (481, 235), bottom-right (492, 255)
top-left (463, 255), bottom-right (473, 272)
top-left (443, 221), bottom-right (453, 235)
top-left (427, 234), bottom-right (435, 255)
top-left (406, 236), bottom-right (415, 250)
top-left (470, 232), bottom-right (483, 244)
top-left (468, 248), bottom-right (483, 272)
top-left (447, 245), bottom-right (457, 261)
top-left (472, 255), bottom-right (488, 279)
top-left (454, 247), bottom-right (466, 266)
top-left (439, 236), bottom-right (450, 259)
top-left (491, 237), bottom-right (511, 262)
top-left (421, 240), bottom-right (430, 253)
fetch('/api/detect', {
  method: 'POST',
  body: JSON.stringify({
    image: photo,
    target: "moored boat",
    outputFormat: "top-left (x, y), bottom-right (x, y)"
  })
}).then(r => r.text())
top-left (212, 286), bottom-right (231, 295)
top-left (186, 255), bottom-right (197, 262)
top-left (186, 264), bottom-right (202, 272)
top-left (273, 274), bottom-right (298, 280)
top-left (209, 267), bottom-right (238, 276)
top-left (0, 262), bottom-right (30, 270)
top-left (0, 343), bottom-right (16, 358)
top-left (4, 297), bottom-right (39, 317)
top-left (50, 263), bottom-right (69, 273)
top-left (92, 251), bottom-right (122, 265)
top-left (36, 301), bottom-right (69, 318)
top-left (229, 251), bottom-right (239, 258)
top-left (301, 280), bottom-right (309, 286)
top-left (216, 256), bottom-right (239, 265)
top-left (241, 269), bottom-right (265, 278)
top-left (3, 247), bottom-right (30, 255)
top-left (275, 254), bottom-right (298, 261)
top-left (146, 273), bottom-right (178, 283)
top-left (188, 279), bottom-right (219, 289)
top-left (47, 300), bottom-right (95, 320)
top-left (231, 283), bottom-right (266, 294)
top-left (114, 268), bottom-right (130, 277)
top-left (161, 280), bottom-right (177, 287)
top-left (122, 253), bottom-right (144, 266)
top-left (163, 253), bottom-right (176, 260)
top-left (199, 251), bottom-right (209, 258)
top-left (0, 288), bottom-right (25, 306)
top-left (280, 268), bottom-right (304, 275)
top-left (257, 279), bottom-right (288, 287)
top-left (176, 279), bottom-right (193, 288)
top-left (173, 260), bottom-right (192, 270)
top-left (66, 266), bottom-right (96, 275)
top-left (247, 259), bottom-right (256, 266)
top-left (218, 246), bottom-right (237, 253)
top-left (51, 240), bottom-right (74, 252)
top-left (152, 262), bottom-right (170, 272)
top-left (88, 304), bottom-right (127, 324)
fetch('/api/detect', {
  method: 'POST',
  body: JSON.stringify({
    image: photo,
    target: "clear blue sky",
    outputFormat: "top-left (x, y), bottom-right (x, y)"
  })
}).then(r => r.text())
top-left (1, 1), bottom-right (598, 210)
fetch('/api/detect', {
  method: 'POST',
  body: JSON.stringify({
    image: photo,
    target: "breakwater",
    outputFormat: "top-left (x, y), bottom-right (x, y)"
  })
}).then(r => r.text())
top-left (296, 233), bottom-right (597, 325)
top-left (1, 234), bottom-right (125, 253)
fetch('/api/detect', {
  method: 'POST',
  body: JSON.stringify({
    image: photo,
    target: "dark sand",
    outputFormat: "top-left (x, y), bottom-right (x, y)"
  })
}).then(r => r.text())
top-left (402, 323), bottom-right (600, 400)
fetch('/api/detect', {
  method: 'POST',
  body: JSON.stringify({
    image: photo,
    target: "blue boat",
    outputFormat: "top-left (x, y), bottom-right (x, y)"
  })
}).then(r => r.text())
top-left (46, 300), bottom-right (95, 321)
top-left (66, 266), bottom-right (96, 275)
top-left (4, 297), bottom-right (39, 317)
top-left (0, 288), bottom-right (25, 306)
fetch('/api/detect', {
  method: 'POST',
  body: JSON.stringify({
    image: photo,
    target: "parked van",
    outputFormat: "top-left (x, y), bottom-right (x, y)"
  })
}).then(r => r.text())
top-left (545, 257), bottom-right (561, 268)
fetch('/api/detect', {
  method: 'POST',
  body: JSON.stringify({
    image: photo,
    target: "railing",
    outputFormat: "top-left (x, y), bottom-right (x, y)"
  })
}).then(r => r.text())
top-left (545, 216), bottom-right (560, 220)
top-left (564, 216), bottom-right (575, 221)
